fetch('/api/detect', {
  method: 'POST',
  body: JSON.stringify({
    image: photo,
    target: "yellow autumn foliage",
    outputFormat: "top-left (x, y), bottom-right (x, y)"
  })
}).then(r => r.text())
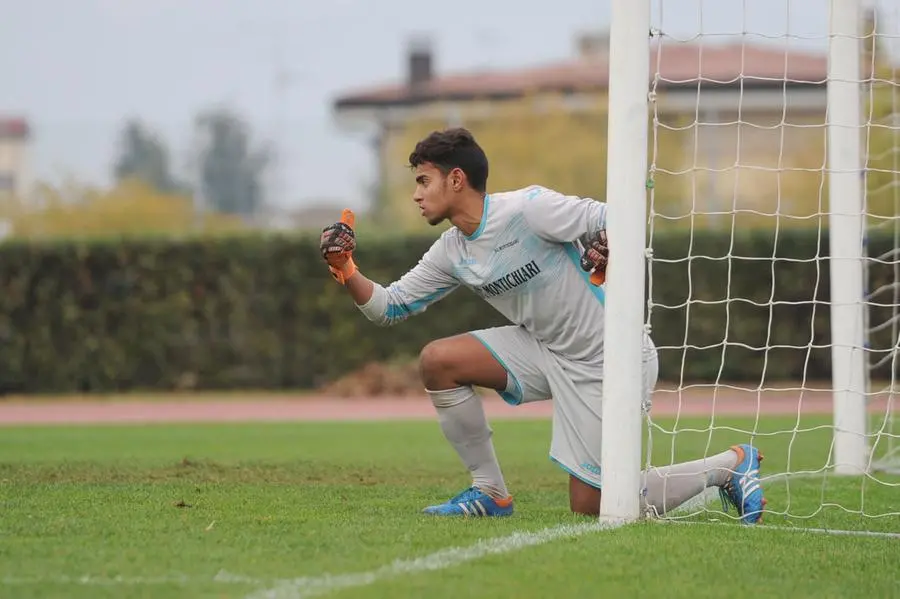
top-left (0, 178), bottom-right (248, 239)
top-left (379, 92), bottom-right (681, 233)
top-left (374, 83), bottom-right (878, 234)
top-left (863, 60), bottom-right (900, 226)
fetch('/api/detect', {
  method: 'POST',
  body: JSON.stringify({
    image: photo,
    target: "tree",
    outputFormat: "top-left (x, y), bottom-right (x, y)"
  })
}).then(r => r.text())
top-left (194, 108), bottom-right (273, 219)
top-left (381, 91), bottom-right (685, 233)
top-left (113, 119), bottom-right (187, 194)
top-left (862, 6), bottom-right (900, 224)
top-left (0, 178), bottom-right (246, 239)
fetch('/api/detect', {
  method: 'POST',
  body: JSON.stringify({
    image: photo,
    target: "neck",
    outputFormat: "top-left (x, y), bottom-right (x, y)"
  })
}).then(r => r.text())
top-left (449, 191), bottom-right (486, 237)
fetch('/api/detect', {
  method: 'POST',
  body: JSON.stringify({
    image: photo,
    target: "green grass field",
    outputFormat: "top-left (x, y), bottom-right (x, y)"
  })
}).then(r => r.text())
top-left (1, 416), bottom-right (898, 599)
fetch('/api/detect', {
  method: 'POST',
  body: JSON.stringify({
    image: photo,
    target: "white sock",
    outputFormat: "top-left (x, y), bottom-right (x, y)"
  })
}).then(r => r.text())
top-left (640, 449), bottom-right (738, 517)
top-left (428, 386), bottom-right (509, 499)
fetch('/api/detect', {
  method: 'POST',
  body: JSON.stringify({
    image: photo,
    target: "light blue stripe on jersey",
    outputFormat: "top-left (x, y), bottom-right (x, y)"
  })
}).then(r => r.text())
top-left (465, 194), bottom-right (491, 241)
top-left (564, 242), bottom-right (605, 305)
top-left (385, 286), bottom-right (456, 320)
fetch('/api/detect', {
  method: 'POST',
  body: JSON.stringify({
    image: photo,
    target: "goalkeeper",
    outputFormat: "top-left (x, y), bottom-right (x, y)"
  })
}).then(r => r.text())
top-left (320, 127), bottom-right (766, 523)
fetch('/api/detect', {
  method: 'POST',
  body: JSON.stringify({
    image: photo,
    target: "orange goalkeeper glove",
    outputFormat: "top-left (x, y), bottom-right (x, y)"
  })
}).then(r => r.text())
top-left (579, 229), bottom-right (608, 286)
top-left (320, 209), bottom-right (358, 284)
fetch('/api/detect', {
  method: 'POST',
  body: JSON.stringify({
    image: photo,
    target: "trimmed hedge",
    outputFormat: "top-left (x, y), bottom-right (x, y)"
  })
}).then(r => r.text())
top-left (0, 229), bottom-right (894, 394)
top-left (649, 228), bottom-right (897, 383)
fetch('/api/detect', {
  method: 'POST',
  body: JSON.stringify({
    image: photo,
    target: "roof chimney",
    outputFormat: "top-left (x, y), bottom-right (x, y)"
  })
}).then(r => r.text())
top-left (576, 32), bottom-right (610, 60)
top-left (407, 37), bottom-right (433, 89)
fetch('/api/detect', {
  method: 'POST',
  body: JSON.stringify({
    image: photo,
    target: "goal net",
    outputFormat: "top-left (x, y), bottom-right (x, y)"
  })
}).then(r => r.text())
top-left (601, 0), bottom-right (900, 531)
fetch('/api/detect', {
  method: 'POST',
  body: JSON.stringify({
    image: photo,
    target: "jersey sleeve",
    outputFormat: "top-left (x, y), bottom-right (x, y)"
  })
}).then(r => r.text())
top-left (357, 235), bottom-right (460, 327)
top-left (521, 185), bottom-right (607, 243)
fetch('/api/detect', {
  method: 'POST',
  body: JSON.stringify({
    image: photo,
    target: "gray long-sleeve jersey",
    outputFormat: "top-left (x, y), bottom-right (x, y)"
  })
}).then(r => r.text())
top-left (356, 185), bottom-right (609, 363)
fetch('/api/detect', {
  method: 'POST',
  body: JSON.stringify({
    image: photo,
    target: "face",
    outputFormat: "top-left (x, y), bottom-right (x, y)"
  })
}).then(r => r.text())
top-left (413, 162), bottom-right (459, 226)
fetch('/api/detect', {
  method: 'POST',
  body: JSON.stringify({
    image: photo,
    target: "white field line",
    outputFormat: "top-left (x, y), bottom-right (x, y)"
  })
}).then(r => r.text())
top-left (243, 521), bottom-right (623, 599)
top-left (0, 522), bottom-right (624, 595)
top-left (663, 471), bottom-right (900, 539)
top-left (663, 520), bottom-right (900, 540)
top-left (4, 511), bottom-right (895, 595)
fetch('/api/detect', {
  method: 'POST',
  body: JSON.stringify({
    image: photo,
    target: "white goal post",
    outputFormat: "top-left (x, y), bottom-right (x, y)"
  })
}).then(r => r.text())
top-left (828, 0), bottom-right (869, 477)
top-left (598, 0), bottom-right (651, 524)
top-left (600, 0), bottom-right (900, 524)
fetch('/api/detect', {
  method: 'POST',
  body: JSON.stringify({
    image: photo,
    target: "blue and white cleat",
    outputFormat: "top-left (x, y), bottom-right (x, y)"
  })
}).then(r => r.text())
top-left (422, 486), bottom-right (515, 517)
top-left (718, 443), bottom-right (767, 525)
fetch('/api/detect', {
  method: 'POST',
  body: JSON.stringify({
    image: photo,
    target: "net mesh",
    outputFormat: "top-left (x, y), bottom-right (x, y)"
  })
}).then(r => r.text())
top-left (645, 0), bottom-right (900, 530)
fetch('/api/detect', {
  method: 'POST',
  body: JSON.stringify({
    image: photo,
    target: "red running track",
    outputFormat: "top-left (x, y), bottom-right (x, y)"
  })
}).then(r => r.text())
top-left (0, 385), bottom-right (893, 425)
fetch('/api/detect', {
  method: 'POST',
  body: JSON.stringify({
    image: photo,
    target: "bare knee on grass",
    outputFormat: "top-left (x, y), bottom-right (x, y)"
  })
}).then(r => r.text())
top-left (569, 475), bottom-right (602, 516)
top-left (419, 334), bottom-right (509, 392)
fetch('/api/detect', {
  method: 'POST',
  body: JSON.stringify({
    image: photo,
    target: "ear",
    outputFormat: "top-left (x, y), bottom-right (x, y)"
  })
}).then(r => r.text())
top-left (450, 167), bottom-right (465, 192)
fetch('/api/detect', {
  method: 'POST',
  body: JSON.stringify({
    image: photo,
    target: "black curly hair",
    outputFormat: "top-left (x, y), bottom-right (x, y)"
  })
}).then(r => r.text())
top-left (408, 127), bottom-right (489, 193)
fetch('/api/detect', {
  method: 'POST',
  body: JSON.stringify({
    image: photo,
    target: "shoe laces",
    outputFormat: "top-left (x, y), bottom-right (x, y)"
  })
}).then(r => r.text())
top-left (719, 480), bottom-right (737, 514)
top-left (449, 486), bottom-right (482, 504)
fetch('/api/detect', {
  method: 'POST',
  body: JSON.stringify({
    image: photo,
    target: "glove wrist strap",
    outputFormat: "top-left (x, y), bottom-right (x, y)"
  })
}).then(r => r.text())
top-left (329, 257), bottom-right (358, 285)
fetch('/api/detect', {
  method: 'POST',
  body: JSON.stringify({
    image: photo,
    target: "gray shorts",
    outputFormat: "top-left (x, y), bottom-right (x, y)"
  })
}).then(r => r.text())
top-left (469, 325), bottom-right (658, 489)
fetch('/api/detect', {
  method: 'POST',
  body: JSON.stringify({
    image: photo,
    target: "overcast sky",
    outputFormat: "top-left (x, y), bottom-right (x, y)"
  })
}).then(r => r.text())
top-left (1, 0), bottom-right (896, 211)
